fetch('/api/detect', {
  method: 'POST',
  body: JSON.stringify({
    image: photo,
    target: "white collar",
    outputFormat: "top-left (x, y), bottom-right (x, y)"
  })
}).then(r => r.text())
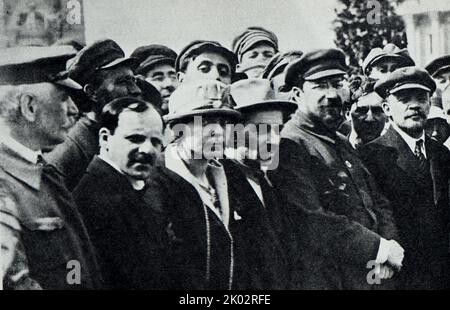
top-left (165, 144), bottom-right (230, 226)
top-left (98, 154), bottom-right (146, 191)
top-left (0, 134), bottom-right (42, 164)
top-left (391, 122), bottom-right (427, 158)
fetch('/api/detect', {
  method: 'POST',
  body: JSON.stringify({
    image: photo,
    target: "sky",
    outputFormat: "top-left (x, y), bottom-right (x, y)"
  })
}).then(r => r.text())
top-left (83, 0), bottom-right (339, 56)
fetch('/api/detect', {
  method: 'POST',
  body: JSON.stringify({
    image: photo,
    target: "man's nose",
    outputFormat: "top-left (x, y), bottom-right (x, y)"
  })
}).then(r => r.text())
top-left (129, 81), bottom-right (143, 97)
top-left (67, 97), bottom-right (79, 116)
top-left (365, 108), bottom-right (375, 121)
top-left (325, 88), bottom-right (339, 99)
top-left (138, 139), bottom-right (154, 154)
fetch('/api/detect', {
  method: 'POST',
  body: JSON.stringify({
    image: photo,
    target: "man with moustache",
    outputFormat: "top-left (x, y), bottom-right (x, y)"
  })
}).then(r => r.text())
top-left (347, 81), bottom-right (387, 150)
top-left (131, 45), bottom-right (179, 115)
top-left (362, 67), bottom-right (450, 289)
top-left (45, 39), bottom-right (144, 191)
top-left (176, 40), bottom-right (237, 85)
top-left (269, 49), bottom-right (402, 289)
top-left (73, 97), bottom-right (168, 289)
top-left (232, 27), bottom-right (279, 79)
top-left (0, 47), bottom-right (102, 289)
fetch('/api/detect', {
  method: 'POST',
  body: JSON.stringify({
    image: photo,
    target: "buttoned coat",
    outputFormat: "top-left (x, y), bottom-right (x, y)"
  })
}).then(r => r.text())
top-left (73, 157), bottom-right (170, 289)
top-left (268, 112), bottom-right (398, 289)
top-left (362, 127), bottom-right (450, 289)
top-left (0, 142), bottom-right (102, 290)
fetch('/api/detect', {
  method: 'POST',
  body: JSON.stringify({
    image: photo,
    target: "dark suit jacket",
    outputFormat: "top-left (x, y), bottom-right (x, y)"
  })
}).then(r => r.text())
top-left (269, 112), bottom-right (398, 290)
top-left (362, 127), bottom-right (450, 289)
top-left (222, 160), bottom-right (290, 290)
top-left (73, 157), bottom-right (169, 289)
top-left (46, 116), bottom-right (100, 191)
top-left (145, 159), bottom-right (289, 290)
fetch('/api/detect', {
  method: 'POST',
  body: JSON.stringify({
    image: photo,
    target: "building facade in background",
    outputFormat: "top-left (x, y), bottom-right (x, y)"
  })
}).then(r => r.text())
top-left (0, 0), bottom-right (85, 48)
top-left (399, 0), bottom-right (450, 66)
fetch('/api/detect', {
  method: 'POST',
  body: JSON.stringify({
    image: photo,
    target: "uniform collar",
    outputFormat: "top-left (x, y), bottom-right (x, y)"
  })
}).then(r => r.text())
top-left (0, 142), bottom-right (43, 190)
top-left (391, 122), bottom-right (427, 158)
top-left (0, 134), bottom-right (42, 165)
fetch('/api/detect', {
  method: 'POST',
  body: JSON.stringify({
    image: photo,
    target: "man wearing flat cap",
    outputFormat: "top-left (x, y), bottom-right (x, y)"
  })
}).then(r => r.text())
top-left (131, 44), bottom-right (179, 115)
top-left (176, 40), bottom-right (237, 85)
top-left (426, 55), bottom-right (450, 126)
top-left (46, 39), bottom-right (145, 191)
top-left (362, 43), bottom-right (415, 82)
top-left (0, 46), bottom-right (102, 289)
top-left (269, 49), bottom-right (402, 289)
top-left (362, 67), bottom-right (450, 289)
top-left (232, 26), bottom-right (279, 79)
top-left (261, 50), bottom-right (303, 101)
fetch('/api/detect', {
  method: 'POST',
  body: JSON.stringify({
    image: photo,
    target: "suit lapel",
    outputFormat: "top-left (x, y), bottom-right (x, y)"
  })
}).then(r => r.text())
top-left (382, 127), bottom-right (429, 184)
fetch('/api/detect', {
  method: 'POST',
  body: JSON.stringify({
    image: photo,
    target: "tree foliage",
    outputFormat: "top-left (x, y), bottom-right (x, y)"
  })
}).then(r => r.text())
top-left (334, 0), bottom-right (407, 74)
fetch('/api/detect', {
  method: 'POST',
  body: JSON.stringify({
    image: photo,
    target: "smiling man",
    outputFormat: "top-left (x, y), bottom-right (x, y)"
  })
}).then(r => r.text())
top-left (269, 49), bottom-right (403, 289)
top-left (73, 97), bottom-right (167, 289)
top-left (362, 67), bottom-right (450, 289)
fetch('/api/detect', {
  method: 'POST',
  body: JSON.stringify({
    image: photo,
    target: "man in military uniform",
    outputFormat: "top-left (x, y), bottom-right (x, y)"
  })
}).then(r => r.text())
top-left (45, 39), bottom-right (144, 191)
top-left (0, 46), bottom-right (102, 290)
top-left (269, 49), bottom-right (403, 289)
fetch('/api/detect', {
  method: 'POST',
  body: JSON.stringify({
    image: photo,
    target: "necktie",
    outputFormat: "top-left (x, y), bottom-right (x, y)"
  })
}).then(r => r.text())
top-left (414, 139), bottom-right (428, 175)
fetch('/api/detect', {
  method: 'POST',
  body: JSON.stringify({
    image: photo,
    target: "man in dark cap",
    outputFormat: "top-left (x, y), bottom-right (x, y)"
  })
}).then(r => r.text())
top-left (426, 55), bottom-right (450, 125)
top-left (0, 46), bottom-right (102, 289)
top-left (45, 39), bottom-right (145, 191)
top-left (261, 50), bottom-right (303, 101)
top-left (362, 67), bottom-right (450, 289)
top-left (362, 43), bottom-right (415, 82)
top-left (131, 44), bottom-right (179, 115)
top-left (176, 40), bottom-right (237, 85)
top-left (232, 26), bottom-right (279, 79)
top-left (269, 49), bottom-right (403, 289)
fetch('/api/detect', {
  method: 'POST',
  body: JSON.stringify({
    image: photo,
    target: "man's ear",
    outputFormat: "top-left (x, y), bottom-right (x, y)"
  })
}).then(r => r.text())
top-left (291, 86), bottom-right (302, 104)
top-left (18, 93), bottom-right (37, 122)
top-left (382, 100), bottom-right (391, 117)
top-left (83, 84), bottom-right (97, 102)
top-left (99, 127), bottom-right (111, 149)
top-left (177, 72), bottom-right (185, 83)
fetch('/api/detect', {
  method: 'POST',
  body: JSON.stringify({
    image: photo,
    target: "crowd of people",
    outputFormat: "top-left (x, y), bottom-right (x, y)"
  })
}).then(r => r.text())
top-left (1, 25), bottom-right (450, 290)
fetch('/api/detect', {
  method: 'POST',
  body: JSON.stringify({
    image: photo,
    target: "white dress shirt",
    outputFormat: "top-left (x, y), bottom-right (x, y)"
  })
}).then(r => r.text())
top-left (98, 154), bottom-right (146, 191)
top-left (391, 122), bottom-right (427, 158)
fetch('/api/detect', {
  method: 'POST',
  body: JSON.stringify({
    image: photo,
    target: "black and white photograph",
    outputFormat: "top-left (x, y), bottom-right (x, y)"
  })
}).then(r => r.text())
top-left (1, 0), bottom-right (450, 297)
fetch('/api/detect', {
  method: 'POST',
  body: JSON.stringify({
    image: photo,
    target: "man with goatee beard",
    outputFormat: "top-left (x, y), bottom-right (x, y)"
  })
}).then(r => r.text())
top-left (269, 49), bottom-right (403, 289)
top-left (362, 67), bottom-right (450, 289)
top-left (73, 97), bottom-right (169, 289)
